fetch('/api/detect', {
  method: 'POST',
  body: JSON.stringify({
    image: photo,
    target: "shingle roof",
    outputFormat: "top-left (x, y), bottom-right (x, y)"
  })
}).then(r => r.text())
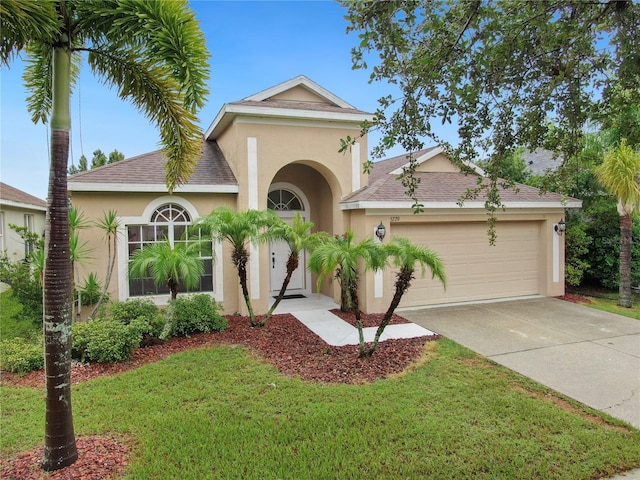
top-left (0, 182), bottom-right (47, 208)
top-left (229, 99), bottom-right (371, 116)
top-left (69, 140), bottom-right (237, 187)
top-left (345, 171), bottom-right (570, 205)
top-left (368, 148), bottom-right (439, 183)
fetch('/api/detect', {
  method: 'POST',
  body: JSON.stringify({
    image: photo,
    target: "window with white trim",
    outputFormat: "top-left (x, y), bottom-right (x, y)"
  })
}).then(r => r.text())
top-left (127, 203), bottom-right (213, 296)
top-left (267, 189), bottom-right (303, 211)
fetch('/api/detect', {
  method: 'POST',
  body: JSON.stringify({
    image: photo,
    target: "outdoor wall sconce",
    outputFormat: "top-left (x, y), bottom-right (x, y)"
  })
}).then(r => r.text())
top-left (554, 219), bottom-right (566, 235)
top-left (375, 222), bottom-right (386, 242)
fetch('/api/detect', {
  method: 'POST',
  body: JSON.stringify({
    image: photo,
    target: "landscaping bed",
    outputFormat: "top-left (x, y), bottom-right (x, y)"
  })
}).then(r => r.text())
top-left (1, 312), bottom-right (435, 479)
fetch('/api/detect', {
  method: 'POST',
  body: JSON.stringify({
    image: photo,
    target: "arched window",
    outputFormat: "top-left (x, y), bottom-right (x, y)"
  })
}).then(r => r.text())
top-left (127, 203), bottom-right (213, 296)
top-left (267, 189), bottom-right (303, 211)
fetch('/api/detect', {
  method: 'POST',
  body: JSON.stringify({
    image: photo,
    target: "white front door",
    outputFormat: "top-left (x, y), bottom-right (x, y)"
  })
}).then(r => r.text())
top-left (269, 240), bottom-right (305, 294)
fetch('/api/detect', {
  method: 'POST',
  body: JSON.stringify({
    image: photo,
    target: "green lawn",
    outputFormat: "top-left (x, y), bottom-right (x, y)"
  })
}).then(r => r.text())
top-left (577, 291), bottom-right (640, 320)
top-left (2, 340), bottom-right (639, 479)
top-left (0, 290), bottom-right (40, 340)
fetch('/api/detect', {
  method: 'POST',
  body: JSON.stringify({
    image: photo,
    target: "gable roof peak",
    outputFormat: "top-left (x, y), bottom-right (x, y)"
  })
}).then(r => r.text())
top-left (243, 75), bottom-right (355, 109)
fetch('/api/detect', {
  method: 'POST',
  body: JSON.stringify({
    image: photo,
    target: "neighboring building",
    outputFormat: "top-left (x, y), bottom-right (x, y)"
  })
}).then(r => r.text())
top-left (69, 75), bottom-right (580, 315)
top-left (0, 183), bottom-right (47, 262)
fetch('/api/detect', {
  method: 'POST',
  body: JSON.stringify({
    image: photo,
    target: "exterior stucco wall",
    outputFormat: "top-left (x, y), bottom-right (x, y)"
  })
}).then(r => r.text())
top-left (0, 205), bottom-right (46, 262)
top-left (69, 191), bottom-right (240, 314)
top-left (348, 209), bottom-right (567, 314)
top-left (214, 118), bottom-right (368, 313)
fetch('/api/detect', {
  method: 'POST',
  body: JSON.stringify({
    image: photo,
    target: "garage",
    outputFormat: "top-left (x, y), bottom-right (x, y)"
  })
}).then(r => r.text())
top-left (391, 221), bottom-right (541, 307)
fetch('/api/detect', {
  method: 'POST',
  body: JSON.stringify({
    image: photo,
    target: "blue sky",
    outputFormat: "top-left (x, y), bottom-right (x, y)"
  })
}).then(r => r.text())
top-left (1, 1), bottom-right (448, 200)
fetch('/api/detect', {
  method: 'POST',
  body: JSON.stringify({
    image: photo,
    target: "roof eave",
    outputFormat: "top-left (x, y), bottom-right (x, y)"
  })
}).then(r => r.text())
top-left (68, 183), bottom-right (239, 194)
top-left (340, 200), bottom-right (583, 210)
top-left (0, 199), bottom-right (47, 211)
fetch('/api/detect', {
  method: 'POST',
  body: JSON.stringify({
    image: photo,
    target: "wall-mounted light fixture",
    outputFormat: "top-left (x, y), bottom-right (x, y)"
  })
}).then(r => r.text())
top-left (375, 222), bottom-right (386, 242)
top-left (554, 219), bottom-right (566, 235)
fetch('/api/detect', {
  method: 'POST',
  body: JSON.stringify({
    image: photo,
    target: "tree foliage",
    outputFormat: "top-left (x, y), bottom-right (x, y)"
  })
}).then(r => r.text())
top-left (343, 0), bottom-right (639, 213)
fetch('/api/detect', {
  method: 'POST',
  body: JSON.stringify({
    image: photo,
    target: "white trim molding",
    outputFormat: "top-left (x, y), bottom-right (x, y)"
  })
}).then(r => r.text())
top-left (340, 200), bottom-right (583, 211)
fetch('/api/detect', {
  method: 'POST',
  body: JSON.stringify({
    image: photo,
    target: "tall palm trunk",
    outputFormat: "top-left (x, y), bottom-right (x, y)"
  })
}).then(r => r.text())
top-left (367, 267), bottom-right (414, 357)
top-left (42, 45), bottom-right (77, 471)
top-left (619, 212), bottom-right (633, 308)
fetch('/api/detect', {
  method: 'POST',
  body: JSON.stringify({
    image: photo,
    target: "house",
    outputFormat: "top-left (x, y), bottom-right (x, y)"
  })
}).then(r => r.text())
top-left (0, 182), bottom-right (47, 262)
top-left (68, 75), bottom-right (579, 315)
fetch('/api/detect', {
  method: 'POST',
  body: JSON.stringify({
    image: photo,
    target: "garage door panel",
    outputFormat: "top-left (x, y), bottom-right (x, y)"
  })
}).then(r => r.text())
top-left (392, 222), bottom-right (540, 306)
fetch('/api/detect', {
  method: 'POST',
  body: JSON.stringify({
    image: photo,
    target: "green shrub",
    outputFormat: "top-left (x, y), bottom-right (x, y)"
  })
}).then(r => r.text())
top-left (105, 299), bottom-right (164, 337)
top-left (0, 255), bottom-right (43, 322)
top-left (72, 319), bottom-right (141, 364)
top-left (168, 294), bottom-right (227, 338)
top-left (0, 336), bottom-right (44, 374)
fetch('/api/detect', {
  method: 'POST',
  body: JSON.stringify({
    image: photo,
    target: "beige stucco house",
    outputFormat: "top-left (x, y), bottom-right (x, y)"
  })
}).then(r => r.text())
top-left (0, 182), bottom-right (47, 262)
top-left (68, 75), bottom-right (579, 315)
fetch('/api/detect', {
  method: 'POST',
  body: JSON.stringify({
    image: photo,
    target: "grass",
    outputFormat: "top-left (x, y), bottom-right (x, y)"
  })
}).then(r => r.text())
top-left (0, 290), bottom-right (40, 340)
top-left (2, 340), bottom-right (639, 479)
top-left (575, 290), bottom-right (640, 320)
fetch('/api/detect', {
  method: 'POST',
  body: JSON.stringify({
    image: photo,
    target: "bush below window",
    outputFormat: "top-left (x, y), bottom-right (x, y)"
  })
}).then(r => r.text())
top-left (72, 319), bottom-right (141, 364)
top-left (167, 294), bottom-right (228, 338)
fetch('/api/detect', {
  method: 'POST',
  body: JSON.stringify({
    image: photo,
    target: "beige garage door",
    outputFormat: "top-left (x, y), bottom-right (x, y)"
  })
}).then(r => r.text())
top-left (392, 221), bottom-right (541, 307)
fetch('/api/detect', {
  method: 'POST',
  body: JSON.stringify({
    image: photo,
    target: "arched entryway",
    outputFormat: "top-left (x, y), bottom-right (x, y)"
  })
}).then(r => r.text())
top-left (267, 183), bottom-right (311, 295)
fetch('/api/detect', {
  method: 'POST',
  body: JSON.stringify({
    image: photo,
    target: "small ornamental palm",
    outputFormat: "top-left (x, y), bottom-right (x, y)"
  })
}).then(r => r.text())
top-left (595, 140), bottom-right (640, 308)
top-left (195, 208), bottom-right (275, 326)
top-left (90, 210), bottom-right (120, 318)
top-left (365, 237), bottom-right (446, 356)
top-left (261, 212), bottom-right (328, 326)
top-left (308, 231), bottom-right (386, 357)
top-left (129, 240), bottom-right (205, 301)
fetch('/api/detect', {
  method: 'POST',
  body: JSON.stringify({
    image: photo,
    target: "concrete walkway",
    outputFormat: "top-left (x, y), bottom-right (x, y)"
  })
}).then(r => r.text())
top-left (272, 293), bottom-right (436, 346)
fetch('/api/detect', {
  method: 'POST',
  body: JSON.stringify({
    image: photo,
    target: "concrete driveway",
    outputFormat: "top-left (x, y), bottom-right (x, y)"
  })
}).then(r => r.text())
top-left (400, 297), bottom-right (640, 429)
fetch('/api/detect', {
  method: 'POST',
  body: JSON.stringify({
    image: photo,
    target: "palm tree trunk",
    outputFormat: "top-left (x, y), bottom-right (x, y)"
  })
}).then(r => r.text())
top-left (367, 268), bottom-right (413, 357)
top-left (234, 251), bottom-right (256, 326)
top-left (261, 252), bottom-right (298, 326)
top-left (619, 212), bottom-right (633, 308)
top-left (42, 46), bottom-right (77, 472)
top-left (348, 279), bottom-right (367, 357)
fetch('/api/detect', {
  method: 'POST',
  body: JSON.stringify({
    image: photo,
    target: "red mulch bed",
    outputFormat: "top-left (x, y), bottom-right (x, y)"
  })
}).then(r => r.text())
top-left (1, 312), bottom-right (437, 479)
top-left (555, 293), bottom-right (594, 304)
top-left (330, 308), bottom-right (410, 328)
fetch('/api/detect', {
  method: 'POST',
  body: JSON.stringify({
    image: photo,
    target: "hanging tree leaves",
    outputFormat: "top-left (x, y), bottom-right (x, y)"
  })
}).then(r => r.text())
top-left (343, 0), bottom-right (640, 221)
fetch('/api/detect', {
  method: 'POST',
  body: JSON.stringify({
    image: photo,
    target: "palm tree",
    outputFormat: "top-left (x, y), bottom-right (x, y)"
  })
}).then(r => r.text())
top-left (1, 0), bottom-right (209, 471)
top-left (129, 239), bottom-right (206, 339)
top-left (308, 231), bottom-right (386, 357)
top-left (366, 237), bottom-right (446, 356)
top-left (261, 213), bottom-right (327, 326)
top-left (595, 140), bottom-right (640, 308)
top-left (195, 208), bottom-right (275, 327)
top-left (89, 210), bottom-right (120, 318)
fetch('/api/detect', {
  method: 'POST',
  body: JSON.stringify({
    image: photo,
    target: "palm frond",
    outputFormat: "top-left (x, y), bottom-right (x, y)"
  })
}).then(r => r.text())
top-left (86, 48), bottom-right (201, 191)
top-left (74, 0), bottom-right (209, 112)
top-left (0, 0), bottom-right (59, 66)
top-left (595, 140), bottom-right (640, 215)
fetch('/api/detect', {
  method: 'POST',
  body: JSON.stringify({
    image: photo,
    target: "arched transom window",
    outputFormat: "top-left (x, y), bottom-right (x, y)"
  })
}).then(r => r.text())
top-left (127, 203), bottom-right (213, 296)
top-left (267, 189), bottom-right (303, 211)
